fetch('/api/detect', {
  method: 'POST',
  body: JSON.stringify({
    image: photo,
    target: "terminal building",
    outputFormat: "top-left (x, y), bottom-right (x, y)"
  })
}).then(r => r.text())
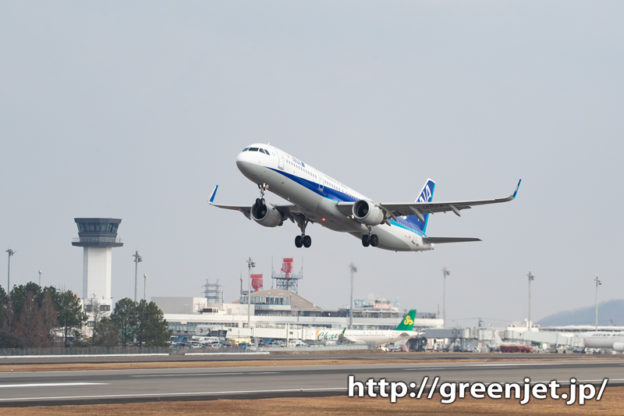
top-left (153, 259), bottom-right (442, 341)
top-left (154, 291), bottom-right (442, 341)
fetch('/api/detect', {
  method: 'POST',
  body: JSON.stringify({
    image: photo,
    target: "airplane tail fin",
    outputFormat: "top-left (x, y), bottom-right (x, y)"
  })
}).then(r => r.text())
top-left (407, 179), bottom-right (435, 233)
top-left (394, 309), bottom-right (417, 331)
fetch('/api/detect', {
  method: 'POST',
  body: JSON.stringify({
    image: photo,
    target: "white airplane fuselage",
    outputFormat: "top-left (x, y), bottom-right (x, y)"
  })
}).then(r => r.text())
top-left (343, 329), bottom-right (419, 345)
top-left (236, 143), bottom-right (430, 252)
top-left (583, 332), bottom-right (624, 351)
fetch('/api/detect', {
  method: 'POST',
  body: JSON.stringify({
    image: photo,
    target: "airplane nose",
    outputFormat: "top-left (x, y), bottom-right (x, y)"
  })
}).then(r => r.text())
top-left (236, 151), bottom-right (253, 175)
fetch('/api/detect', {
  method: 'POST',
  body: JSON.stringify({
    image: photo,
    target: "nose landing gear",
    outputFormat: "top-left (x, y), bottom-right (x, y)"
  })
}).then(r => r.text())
top-left (258, 183), bottom-right (269, 200)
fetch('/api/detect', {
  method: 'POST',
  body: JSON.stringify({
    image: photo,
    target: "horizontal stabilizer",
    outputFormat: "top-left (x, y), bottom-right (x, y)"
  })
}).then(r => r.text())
top-left (423, 237), bottom-right (481, 244)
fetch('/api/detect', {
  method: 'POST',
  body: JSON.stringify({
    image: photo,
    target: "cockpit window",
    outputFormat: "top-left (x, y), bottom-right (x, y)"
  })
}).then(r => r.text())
top-left (242, 146), bottom-right (269, 155)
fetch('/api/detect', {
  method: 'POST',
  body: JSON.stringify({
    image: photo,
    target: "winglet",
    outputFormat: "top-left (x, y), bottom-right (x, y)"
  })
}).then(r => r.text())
top-left (512, 179), bottom-right (522, 199)
top-left (209, 185), bottom-right (219, 204)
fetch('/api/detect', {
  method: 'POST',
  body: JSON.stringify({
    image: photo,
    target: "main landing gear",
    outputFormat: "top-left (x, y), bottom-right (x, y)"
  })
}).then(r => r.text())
top-left (294, 215), bottom-right (311, 248)
top-left (362, 231), bottom-right (379, 247)
top-left (295, 234), bottom-right (312, 248)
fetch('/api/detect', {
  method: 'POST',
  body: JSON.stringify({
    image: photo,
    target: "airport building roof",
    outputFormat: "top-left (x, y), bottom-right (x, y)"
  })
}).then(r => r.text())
top-left (236, 288), bottom-right (322, 312)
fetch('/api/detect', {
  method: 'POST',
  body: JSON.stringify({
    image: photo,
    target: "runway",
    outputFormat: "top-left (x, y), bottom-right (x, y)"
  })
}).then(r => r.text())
top-left (0, 358), bottom-right (622, 405)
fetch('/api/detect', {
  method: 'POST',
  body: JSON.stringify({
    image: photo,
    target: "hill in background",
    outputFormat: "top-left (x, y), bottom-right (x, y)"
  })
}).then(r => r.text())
top-left (538, 299), bottom-right (624, 327)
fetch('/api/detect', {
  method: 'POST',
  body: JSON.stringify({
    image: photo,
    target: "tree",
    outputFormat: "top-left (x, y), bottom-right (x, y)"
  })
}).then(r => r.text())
top-left (52, 290), bottom-right (87, 346)
top-left (0, 286), bottom-right (7, 315)
top-left (9, 283), bottom-right (42, 331)
top-left (40, 291), bottom-right (58, 341)
top-left (111, 298), bottom-right (137, 346)
top-left (7, 285), bottom-right (58, 348)
top-left (93, 317), bottom-right (119, 347)
top-left (0, 286), bottom-right (9, 335)
top-left (135, 300), bottom-right (171, 347)
top-left (13, 292), bottom-right (49, 347)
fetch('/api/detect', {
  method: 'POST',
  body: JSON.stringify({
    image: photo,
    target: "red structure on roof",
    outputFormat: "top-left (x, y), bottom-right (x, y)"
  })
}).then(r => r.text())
top-left (251, 273), bottom-right (263, 292)
top-left (280, 258), bottom-right (293, 278)
top-left (273, 257), bottom-right (302, 294)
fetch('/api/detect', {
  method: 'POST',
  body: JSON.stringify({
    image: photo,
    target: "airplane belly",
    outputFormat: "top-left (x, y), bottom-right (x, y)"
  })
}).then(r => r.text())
top-left (316, 198), bottom-right (363, 232)
top-left (373, 226), bottom-right (416, 251)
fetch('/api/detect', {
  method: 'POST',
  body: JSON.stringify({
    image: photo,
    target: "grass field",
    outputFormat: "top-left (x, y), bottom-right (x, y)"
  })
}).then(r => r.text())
top-left (2, 386), bottom-right (623, 416)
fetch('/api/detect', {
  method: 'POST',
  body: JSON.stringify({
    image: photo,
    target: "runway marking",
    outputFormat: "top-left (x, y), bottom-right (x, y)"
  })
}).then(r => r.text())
top-left (0, 354), bottom-right (170, 359)
top-left (402, 361), bottom-right (621, 371)
top-left (130, 371), bottom-right (280, 378)
top-left (0, 382), bottom-right (107, 388)
top-left (0, 387), bottom-right (347, 402)
top-left (184, 352), bottom-right (270, 356)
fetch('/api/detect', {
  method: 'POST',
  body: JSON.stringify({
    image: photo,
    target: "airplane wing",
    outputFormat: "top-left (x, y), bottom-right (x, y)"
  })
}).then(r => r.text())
top-left (208, 185), bottom-right (304, 222)
top-left (336, 179), bottom-right (521, 220)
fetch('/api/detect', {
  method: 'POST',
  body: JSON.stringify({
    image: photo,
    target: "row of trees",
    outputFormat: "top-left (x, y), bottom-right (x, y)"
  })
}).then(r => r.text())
top-left (0, 283), bottom-right (171, 348)
top-left (0, 283), bottom-right (85, 348)
top-left (92, 298), bottom-right (172, 347)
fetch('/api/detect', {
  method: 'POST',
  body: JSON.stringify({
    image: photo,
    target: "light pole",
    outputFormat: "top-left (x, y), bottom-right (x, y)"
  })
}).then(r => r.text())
top-left (442, 268), bottom-right (450, 328)
top-left (143, 273), bottom-right (148, 301)
top-left (527, 272), bottom-right (535, 329)
top-left (247, 257), bottom-right (255, 328)
top-left (349, 263), bottom-right (357, 329)
top-left (132, 251), bottom-right (142, 302)
top-left (594, 276), bottom-right (602, 330)
top-left (38, 269), bottom-right (42, 286)
top-left (6, 249), bottom-right (15, 291)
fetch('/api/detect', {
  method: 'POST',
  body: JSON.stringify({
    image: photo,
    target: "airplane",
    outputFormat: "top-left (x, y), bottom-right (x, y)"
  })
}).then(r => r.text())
top-left (583, 332), bottom-right (624, 352)
top-left (210, 143), bottom-right (521, 251)
top-left (314, 309), bottom-right (420, 345)
top-left (342, 309), bottom-right (420, 345)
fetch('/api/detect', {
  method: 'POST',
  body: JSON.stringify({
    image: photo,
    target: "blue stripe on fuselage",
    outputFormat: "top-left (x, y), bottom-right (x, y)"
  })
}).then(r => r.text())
top-left (269, 168), bottom-right (357, 203)
top-left (268, 167), bottom-right (425, 236)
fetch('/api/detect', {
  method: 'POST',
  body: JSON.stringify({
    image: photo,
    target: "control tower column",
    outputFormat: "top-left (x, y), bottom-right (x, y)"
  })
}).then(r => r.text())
top-left (72, 218), bottom-right (123, 315)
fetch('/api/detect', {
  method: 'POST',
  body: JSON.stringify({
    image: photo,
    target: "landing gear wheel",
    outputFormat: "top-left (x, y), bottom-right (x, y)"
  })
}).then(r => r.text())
top-left (295, 235), bottom-right (303, 248)
top-left (302, 235), bottom-right (312, 248)
top-left (362, 235), bottom-right (370, 247)
top-left (369, 234), bottom-right (379, 247)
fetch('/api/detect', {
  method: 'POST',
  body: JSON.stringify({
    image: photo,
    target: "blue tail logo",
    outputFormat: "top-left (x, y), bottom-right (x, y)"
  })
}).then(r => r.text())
top-left (406, 179), bottom-right (436, 233)
top-left (417, 180), bottom-right (434, 203)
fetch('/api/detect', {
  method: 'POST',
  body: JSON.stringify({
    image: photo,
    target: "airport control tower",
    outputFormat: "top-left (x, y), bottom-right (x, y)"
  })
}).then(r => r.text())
top-left (72, 218), bottom-right (123, 315)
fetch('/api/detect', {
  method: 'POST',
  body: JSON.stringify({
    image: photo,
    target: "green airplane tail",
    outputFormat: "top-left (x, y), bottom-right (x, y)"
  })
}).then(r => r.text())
top-left (394, 309), bottom-right (417, 331)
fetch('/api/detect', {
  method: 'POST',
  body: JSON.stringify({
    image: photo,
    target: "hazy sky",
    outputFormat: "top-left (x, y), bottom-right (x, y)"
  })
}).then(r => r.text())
top-left (1, 1), bottom-right (622, 326)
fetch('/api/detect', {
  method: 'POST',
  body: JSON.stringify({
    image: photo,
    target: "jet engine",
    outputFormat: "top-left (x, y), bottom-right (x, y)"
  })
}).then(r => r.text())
top-left (613, 342), bottom-right (624, 352)
top-left (352, 200), bottom-right (385, 225)
top-left (251, 199), bottom-right (283, 227)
